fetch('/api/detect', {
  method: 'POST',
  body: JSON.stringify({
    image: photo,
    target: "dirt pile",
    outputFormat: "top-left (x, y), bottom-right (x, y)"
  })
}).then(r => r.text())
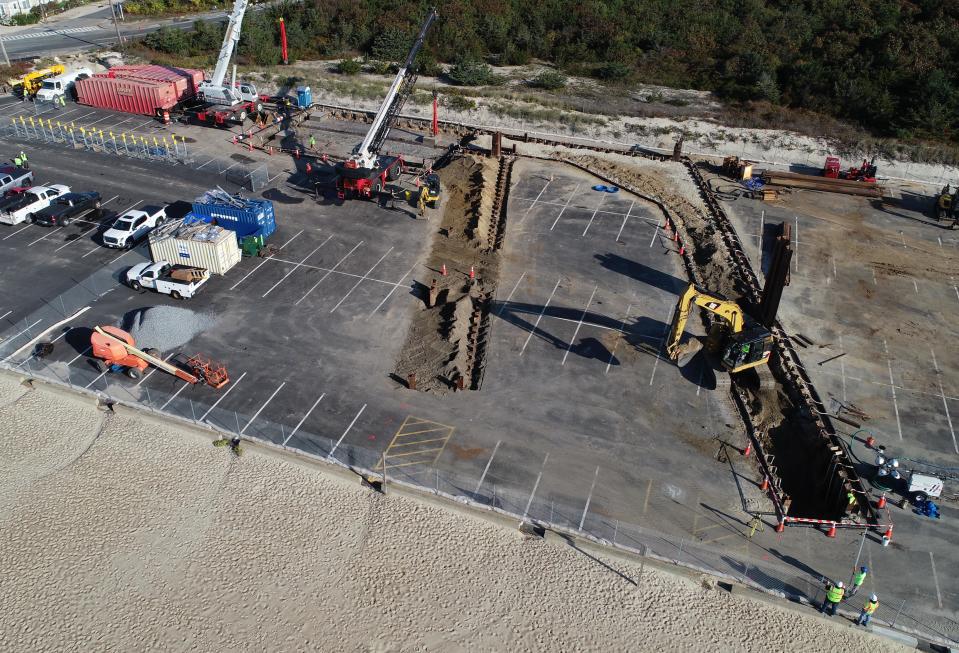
top-left (394, 154), bottom-right (501, 393)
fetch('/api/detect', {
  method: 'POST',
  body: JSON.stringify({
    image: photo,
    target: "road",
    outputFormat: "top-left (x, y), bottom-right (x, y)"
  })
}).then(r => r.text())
top-left (0, 8), bottom-right (226, 60)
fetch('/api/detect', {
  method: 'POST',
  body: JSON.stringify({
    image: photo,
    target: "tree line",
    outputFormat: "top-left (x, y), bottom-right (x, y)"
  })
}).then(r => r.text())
top-left (138, 0), bottom-right (959, 144)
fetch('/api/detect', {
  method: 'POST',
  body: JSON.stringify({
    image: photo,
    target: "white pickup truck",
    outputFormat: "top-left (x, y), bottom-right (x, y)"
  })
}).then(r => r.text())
top-left (101, 205), bottom-right (167, 249)
top-left (0, 184), bottom-right (70, 225)
top-left (0, 166), bottom-right (34, 195)
top-left (125, 261), bottom-right (210, 299)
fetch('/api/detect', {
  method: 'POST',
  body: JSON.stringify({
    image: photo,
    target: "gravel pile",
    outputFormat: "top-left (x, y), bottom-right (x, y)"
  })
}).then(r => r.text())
top-left (121, 306), bottom-right (215, 352)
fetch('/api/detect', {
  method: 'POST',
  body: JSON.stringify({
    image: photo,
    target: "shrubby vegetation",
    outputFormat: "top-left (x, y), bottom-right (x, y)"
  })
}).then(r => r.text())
top-left (133, 0), bottom-right (959, 143)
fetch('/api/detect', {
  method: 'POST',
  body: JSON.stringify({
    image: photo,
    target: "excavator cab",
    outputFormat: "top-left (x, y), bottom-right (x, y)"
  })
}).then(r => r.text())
top-left (720, 327), bottom-right (775, 373)
top-left (420, 173), bottom-right (440, 208)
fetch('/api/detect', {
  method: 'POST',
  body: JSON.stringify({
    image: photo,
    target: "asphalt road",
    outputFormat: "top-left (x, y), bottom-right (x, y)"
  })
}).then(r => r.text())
top-left (0, 10), bottom-right (226, 60)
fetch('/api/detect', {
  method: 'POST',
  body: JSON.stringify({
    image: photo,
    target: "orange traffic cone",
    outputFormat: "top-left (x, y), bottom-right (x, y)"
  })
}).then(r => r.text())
top-left (469, 265), bottom-right (475, 280)
top-left (775, 521), bottom-right (785, 533)
top-left (877, 493), bottom-right (886, 509)
top-left (760, 477), bottom-right (769, 491)
top-left (441, 263), bottom-right (447, 276)
top-left (826, 523), bottom-right (837, 538)
top-left (743, 442), bottom-right (752, 457)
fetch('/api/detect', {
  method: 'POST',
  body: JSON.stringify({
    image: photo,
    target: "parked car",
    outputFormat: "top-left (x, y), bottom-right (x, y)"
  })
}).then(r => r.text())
top-left (0, 184), bottom-right (70, 225)
top-left (125, 261), bottom-right (209, 299)
top-left (101, 205), bottom-right (167, 249)
top-left (33, 191), bottom-right (101, 227)
top-left (0, 166), bottom-right (34, 195)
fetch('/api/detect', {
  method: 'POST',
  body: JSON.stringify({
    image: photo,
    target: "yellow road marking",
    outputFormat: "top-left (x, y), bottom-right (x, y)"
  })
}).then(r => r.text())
top-left (396, 426), bottom-right (452, 437)
top-left (375, 415), bottom-right (455, 470)
top-left (388, 436), bottom-right (450, 448)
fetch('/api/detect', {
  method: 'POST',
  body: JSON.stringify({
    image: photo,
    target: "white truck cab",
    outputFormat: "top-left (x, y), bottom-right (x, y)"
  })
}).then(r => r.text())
top-left (35, 68), bottom-right (92, 103)
top-left (0, 184), bottom-right (70, 225)
top-left (125, 260), bottom-right (209, 299)
top-left (907, 473), bottom-right (943, 504)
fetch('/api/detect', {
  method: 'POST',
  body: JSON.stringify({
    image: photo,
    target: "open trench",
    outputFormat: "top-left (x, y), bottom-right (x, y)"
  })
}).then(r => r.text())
top-left (552, 153), bottom-right (874, 522)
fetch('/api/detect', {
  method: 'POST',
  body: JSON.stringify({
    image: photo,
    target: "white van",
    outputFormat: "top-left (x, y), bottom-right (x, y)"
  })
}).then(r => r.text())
top-left (35, 67), bottom-right (92, 103)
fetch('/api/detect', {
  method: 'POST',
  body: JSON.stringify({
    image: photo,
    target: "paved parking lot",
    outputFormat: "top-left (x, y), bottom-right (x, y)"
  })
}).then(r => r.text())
top-left (1, 131), bottom-right (955, 642)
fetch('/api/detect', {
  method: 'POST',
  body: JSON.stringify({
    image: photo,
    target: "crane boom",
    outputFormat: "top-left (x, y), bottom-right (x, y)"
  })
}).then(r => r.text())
top-left (197, 0), bottom-right (249, 106)
top-left (211, 0), bottom-right (248, 87)
top-left (350, 8), bottom-right (438, 169)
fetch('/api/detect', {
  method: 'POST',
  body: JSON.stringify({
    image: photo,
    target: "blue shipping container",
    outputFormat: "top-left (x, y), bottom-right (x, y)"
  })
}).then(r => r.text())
top-left (191, 198), bottom-right (276, 242)
top-left (296, 86), bottom-right (312, 108)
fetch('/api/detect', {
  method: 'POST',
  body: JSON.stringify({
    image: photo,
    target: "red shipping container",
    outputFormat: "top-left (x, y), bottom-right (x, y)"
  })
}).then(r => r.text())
top-left (76, 65), bottom-right (205, 115)
top-left (76, 76), bottom-right (182, 116)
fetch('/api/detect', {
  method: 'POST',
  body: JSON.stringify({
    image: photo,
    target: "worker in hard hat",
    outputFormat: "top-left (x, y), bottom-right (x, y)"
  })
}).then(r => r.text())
top-left (820, 580), bottom-right (845, 616)
top-left (855, 594), bottom-right (879, 626)
top-left (848, 566), bottom-right (868, 597)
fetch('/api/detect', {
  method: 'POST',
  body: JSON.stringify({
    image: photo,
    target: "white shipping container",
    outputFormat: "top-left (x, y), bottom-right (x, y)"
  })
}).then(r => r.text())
top-left (149, 220), bottom-right (240, 275)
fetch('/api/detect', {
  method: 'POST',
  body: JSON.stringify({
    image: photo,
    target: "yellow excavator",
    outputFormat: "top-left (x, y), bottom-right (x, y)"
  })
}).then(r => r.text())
top-left (8, 65), bottom-right (65, 98)
top-left (665, 283), bottom-right (774, 373)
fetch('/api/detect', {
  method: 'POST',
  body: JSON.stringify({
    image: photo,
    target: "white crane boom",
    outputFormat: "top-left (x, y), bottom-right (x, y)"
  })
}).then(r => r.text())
top-left (197, 0), bottom-right (249, 106)
top-left (349, 9), bottom-right (437, 169)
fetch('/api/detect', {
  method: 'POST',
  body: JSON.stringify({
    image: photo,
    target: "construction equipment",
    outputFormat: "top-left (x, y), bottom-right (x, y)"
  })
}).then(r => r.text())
top-left (336, 8), bottom-right (438, 200)
top-left (665, 284), bottom-right (775, 373)
top-left (8, 65), bottom-right (65, 98)
top-left (193, 0), bottom-right (261, 123)
top-left (404, 172), bottom-right (441, 211)
top-left (91, 325), bottom-right (229, 387)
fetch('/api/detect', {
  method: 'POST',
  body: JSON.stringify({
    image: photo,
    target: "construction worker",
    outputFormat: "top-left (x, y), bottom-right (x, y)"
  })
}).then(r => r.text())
top-left (12, 154), bottom-right (22, 168)
top-left (820, 580), bottom-right (844, 616)
top-left (18, 151), bottom-right (28, 170)
top-left (308, 134), bottom-right (316, 151)
top-left (855, 594), bottom-right (879, 626)
top-left (846, 490), bottom-right (858, 514)
top-left (849, 566), bottom-right (868, 597)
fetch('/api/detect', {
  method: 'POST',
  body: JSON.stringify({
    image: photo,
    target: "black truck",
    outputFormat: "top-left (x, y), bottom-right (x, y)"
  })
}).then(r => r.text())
top-left (32, 191), bottom-right (101, 227)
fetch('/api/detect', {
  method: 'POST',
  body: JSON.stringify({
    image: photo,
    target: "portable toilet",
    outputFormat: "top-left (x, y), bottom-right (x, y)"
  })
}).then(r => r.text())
top-left (296, 86), bottom-right (312, 108)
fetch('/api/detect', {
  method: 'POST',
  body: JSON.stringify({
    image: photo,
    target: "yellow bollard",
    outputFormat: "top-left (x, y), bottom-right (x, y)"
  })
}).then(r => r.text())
top-left (28, 117), bottom-right (35, 126)
top-left (19, 115), bottom-right (25, 125)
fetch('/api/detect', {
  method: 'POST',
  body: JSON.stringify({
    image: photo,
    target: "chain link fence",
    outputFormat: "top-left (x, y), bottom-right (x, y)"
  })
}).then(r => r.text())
top-left (0, 258), bottom-right (955, 649)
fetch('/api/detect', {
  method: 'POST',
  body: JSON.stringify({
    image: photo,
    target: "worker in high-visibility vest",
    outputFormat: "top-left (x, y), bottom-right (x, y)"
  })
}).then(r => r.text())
top-left (819, 580), bottom-right (844, 616)
top-left (855, 594), bottom-right (879, 626)
top-left (846, 490), bottom-right (858, 514)
top-left (848, 566), bottom-right (868, 597)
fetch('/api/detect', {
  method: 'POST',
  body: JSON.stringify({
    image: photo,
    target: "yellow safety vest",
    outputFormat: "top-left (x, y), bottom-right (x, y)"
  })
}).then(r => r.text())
top-left (853, 571), bottom-right (866, 586)
top-left (864, 600), bottom-right (878, 614)
top-left (826, 585), bottom-right (844, 603)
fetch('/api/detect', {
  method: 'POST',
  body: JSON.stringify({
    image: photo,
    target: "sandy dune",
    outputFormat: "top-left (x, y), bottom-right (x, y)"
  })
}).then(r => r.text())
top-left (0, 373), bottom-right (909, 652)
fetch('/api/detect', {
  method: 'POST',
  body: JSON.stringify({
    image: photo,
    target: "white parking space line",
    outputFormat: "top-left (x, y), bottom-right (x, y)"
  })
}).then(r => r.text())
top-left (883, 339), bottom-right (903, 440)
top-left (930, 551), bottom-right (943, 609)
top-left (159, 381), bottom-right (191, 410)
top-left (239, 382), bottom-right (285, 434)
top-left (199, 371), bottom-right (247, 421)
top-left (648, 304), bottom-right (675, 386)
top-left (550, 184), bottom-right (579, 231)
top-left (230, 230), bottom-right (303, 290)
top-left (562, 285), bottom-right (598, 365)
top-left (295, 241), bottom-right (363, 306)
top-left (648, 221), bottom-right (660, 247)
top-left (330, 247), bottom-right (393, 313)
top-left (520, 452), bottom-right (549, 524)
top-left (578, 466), bottom-right (600, 531)
top-left (283, 392), bottom-right (326, 446)
top-left (2, 223), bottom-right (33, 240)
top-left (261, 235), bottom-right (331, 298)
top-left (473, 440), bottom-right (502, 495)
top-left (85, 114), bottom-right (117, 128)
top-left (0, 309), bottom-right (12, 321)
top-left (616, 200), bottom-right (634, 242)
top-left (497, 271), bottom-right (527, 317)
top-left (85, 370), bottom-right (108, 389)
top-left (931, 349), bottom-right (958, 454)
top-left (518, 179), bottom-right (551, 226)
top-left (605, 304), bottom-right (632, 375)
top-left (2, 318), bottom-right (42, 349)
top-left (327, 403), bottom-right (367, 460)
top-left (196, 159), bottom-right (216, 170)
top-left (222, 161), bottom-right (241, 172)
top-left (582, 194), bottom-right (606, 236)
top-left (368, 264), bottom-right (415, 317)
top-left (520, 278), bottom-right (561, 356)
top-left (27, 226), bottom-right (63, 246)
top-left (135, 352), bottom-right (177, 386)
top-left (67, 345), bottom-right (92, 365)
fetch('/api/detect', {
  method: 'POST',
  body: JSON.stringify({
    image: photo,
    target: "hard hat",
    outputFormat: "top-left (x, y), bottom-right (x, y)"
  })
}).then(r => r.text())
top-left (861, 566), bottom-right (868, 572)
top-left (870, 594), bottom-right (878, 601)
top-left (837, 581), bottom-right (844, 588)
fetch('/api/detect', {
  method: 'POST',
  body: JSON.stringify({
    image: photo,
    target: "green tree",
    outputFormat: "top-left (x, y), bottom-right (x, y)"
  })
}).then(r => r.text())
top-left (529, 69), bottom-right (567, 90)
top-left (447, 58), bottom-right (494, 86)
